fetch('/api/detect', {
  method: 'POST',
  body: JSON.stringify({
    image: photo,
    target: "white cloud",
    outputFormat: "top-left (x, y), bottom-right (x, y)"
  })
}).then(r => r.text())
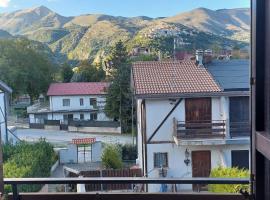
top-left (0, 0), bottom-right (10, 7)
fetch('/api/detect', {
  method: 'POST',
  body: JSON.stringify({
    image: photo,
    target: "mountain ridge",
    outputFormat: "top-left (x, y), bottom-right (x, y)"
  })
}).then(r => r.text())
top-left (0, 6), bottom-right (250, 63)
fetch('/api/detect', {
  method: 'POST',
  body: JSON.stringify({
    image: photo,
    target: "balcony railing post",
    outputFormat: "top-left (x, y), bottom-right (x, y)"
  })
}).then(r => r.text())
top-left (12, 184), bottom-right (19, 200)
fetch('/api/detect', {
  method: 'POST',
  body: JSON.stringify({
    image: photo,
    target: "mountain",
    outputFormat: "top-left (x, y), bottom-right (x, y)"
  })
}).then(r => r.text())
top-left (164, 8), bottom-right (250, 41)
top-left (0, 6), bottom-right (250, 63)
top-left (0, 29), bottom-right (13, 39)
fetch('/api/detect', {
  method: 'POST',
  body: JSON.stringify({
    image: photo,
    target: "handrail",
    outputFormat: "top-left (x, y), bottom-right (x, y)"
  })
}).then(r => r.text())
top-left (5, 177), bottom-right (250, 200)
top-left (4, 177), bottom-right (250, 185)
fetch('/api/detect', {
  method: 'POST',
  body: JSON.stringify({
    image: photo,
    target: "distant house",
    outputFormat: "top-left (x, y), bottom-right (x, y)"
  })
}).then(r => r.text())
top-left (132, 51), bottom-right (250, 192)
top-left (27, 82), bottom-right (121, 134)
top-left (0, 80), bottom-right (12, 143)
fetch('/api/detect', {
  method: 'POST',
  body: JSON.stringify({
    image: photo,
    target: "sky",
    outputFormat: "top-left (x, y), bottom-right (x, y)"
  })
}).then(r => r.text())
top-left (0, 0), bottom-right (250, 17)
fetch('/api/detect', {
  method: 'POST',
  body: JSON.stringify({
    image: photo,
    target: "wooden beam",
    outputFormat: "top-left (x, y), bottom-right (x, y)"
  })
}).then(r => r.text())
top-left (147, 99), bottom-right (182, 143)
top-left (256, 132), bottom-right (270, 160)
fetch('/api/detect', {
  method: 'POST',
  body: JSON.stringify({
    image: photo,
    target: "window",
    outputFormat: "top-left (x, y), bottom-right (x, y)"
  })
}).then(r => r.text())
top-left (80, 98), bottom-right (84, 106)
top-left (90, 113), bottom-right (97, 121)
top-left (63, 99), bottom-right (70, 107)
top-left (231, 150), bottom-right (249, 170)
top-left (80, 114), bottom-right (84, 120)
top-left (90, 98), bottom-right (97, 108)
top-left (154, 153), bottom-right (168, 168)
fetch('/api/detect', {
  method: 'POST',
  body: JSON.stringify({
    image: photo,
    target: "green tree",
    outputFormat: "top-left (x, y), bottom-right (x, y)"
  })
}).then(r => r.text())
top-left (71, 60), bottom-right (105, 82)
top-left (0, 38), bottom-right (56, 102)
top-left (105, 41), bottom-right (132, 133)
top-left (61, 63), bottom-right (74, 83)
top-left (101, 144), bottom-right (123, 169)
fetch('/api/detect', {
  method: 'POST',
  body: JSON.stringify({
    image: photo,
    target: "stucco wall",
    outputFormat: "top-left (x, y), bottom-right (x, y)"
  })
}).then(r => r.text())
top-left (68, 126), bottom-right (121, 134)
top-left (137, 97), bottom-right (250, 192)
top-left (59, 144), bottom-right (78, 164)
top-left (146, 143), bottom-right (250, 192)
top-left (49, 95), bottom-right (106, 111)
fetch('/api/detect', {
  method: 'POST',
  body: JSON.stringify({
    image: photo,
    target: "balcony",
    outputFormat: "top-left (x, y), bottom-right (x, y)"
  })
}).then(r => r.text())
top-left (173, 118), bottom-right (226, 142)
top-left (5, 177), bottom-right (250, 200)
top-left (230, 122), bottom-right (250, 138)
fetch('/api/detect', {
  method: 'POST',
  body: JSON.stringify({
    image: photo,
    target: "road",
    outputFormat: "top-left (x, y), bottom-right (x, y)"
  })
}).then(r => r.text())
top-left (14, 128), bottom-right (134, 146)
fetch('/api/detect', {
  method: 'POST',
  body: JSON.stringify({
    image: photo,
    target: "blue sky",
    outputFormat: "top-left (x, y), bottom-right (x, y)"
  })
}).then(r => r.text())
top-left (0, 0), bottom-right (250, 17)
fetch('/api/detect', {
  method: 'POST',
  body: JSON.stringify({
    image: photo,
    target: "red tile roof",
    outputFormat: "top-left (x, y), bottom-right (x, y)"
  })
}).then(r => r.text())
top-left (132, 61), bottom-right (221, 96)
top-left (47, 82), bottom-right (109, 96)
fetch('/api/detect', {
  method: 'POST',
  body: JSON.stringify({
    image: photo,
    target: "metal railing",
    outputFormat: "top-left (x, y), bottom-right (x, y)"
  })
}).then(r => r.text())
top-left (230, 122), bottom-right (250, 138)
top-left (5, 177), bottom-right (250, 200)
top-left (174, 119), bottom-right (226, 139)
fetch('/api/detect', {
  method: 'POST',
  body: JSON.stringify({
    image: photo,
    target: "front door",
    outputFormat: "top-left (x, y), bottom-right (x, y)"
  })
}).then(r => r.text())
top-left (192, 151), bottom-right (211, 191)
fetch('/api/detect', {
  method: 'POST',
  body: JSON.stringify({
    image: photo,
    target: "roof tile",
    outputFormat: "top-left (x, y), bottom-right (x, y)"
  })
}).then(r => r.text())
top-left (47, 82), bottom-right (109, 96)
top-left (132, 61), bottom-right (221, 95)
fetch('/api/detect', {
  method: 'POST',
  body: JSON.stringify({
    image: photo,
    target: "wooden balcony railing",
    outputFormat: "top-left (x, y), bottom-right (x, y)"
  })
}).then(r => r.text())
top-left (230, 122), bottom-right (250, 138)
top-left (5, 177), bottom-right (250, 200)
top-left (173, 118), bottom-right (226, 139)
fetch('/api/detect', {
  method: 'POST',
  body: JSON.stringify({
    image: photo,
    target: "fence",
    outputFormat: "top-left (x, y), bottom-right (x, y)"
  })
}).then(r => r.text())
top-left (67, 168), bottom-right (142, 191)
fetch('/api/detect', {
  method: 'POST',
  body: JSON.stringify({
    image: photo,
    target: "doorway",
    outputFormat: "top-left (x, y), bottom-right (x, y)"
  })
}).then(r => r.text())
top-left (192, 151), bottom-right (211, 191)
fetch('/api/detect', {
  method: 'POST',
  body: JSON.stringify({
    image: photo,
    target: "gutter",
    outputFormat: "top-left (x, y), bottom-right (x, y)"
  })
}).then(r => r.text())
top-left (134, 91), bottom-right (250, 99)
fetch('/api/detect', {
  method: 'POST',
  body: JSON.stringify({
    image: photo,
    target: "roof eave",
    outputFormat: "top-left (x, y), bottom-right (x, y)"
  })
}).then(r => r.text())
top-left (134, 90), bottom-right (250, 99)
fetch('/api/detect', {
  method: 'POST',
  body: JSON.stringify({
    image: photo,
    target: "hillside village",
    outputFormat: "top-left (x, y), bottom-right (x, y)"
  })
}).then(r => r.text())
top-left (0, 4), bottom-right (251, 196)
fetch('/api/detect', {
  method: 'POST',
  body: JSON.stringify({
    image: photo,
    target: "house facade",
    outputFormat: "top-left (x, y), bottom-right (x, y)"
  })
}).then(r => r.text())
top-left (0, 80), bottom-right (12, 143)
top-left (28, 82), bottom-right (121, 133)
top-left (132, 53), bottom-right (250, 192)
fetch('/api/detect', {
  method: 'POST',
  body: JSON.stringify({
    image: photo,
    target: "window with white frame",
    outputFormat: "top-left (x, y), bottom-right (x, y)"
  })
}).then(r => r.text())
top-left (90, 113), bottom-right (97, 121)
top-left (80, 98), bottom-right (84, 106)
top-left (80, 114), bottom-right (84, 120)
top-left (90, 98), bottom-right (97, 108)
top-left (154, 152), bottom-right (168, 168)
top-left (62, 99), bottom-right (70, 107)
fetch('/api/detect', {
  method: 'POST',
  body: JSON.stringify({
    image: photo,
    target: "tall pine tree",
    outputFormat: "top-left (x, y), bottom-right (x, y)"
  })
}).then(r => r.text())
top-left (105, 41), bottom-right (132, 133)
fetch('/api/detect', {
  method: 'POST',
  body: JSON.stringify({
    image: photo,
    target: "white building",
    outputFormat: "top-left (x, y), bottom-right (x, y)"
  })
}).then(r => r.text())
top-left (28, 82), bottom-right (120, 133)
top-left (0, 80), bottom-right (12, 143)
top-left (132, 55), bottom-right (250, 192)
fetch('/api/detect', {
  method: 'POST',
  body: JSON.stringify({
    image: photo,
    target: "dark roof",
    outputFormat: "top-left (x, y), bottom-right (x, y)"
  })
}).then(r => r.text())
top-left (0, 80), bottom-right (12, 93)
top-left (47, 82), bottom-right (109, 96)
top-left (132, 61), bottom-right (221, 96)
top-left (206, 59), bottom-right (250, 91)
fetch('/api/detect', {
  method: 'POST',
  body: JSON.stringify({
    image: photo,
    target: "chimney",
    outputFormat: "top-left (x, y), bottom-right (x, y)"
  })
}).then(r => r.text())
top-left (195, 49), bottom-right (204, 66)
top-left (204, 49), bottom-right (213, 64)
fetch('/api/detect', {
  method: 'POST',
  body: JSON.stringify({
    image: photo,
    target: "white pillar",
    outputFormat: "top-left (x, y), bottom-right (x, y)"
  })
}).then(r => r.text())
top-left (76, 176), bottom-right (86, 193)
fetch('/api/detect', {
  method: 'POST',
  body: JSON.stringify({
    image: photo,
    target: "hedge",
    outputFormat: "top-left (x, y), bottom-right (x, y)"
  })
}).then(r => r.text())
top-left (209, 166), bottom-right (250, 193)
top-left (3, 140), bottom-right (57, 193)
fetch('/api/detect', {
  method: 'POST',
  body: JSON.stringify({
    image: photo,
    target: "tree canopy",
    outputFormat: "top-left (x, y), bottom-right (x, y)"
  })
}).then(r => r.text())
top-left (60, 63), bottom-right (74, 83)
top-left (71, 60), bottom-right (105, 82)
top-left (0, 38), bottom-right (56, 102)
top-left (104, 41), bottom-right (132, 133)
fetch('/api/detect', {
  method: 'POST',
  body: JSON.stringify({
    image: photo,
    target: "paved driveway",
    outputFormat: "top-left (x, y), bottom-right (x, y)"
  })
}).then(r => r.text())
top-left (15, 128), bottom-right (134, 146)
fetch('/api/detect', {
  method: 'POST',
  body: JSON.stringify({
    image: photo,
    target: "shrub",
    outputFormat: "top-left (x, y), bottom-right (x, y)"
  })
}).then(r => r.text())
top-left (101, 144), bottom-right (123, 169)
top-left (209, 166), bottom-right (250, 193)
top-left (120, 144), bottom-right (137, 161)
top-left (3, 140), bottom-right (57, 193)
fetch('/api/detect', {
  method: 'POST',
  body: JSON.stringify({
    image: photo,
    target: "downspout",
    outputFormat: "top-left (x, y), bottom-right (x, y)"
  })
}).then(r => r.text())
top-left (140, 100), bottom-right (145, 176)
top-left (142, 100), bottom-right (148, 192)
